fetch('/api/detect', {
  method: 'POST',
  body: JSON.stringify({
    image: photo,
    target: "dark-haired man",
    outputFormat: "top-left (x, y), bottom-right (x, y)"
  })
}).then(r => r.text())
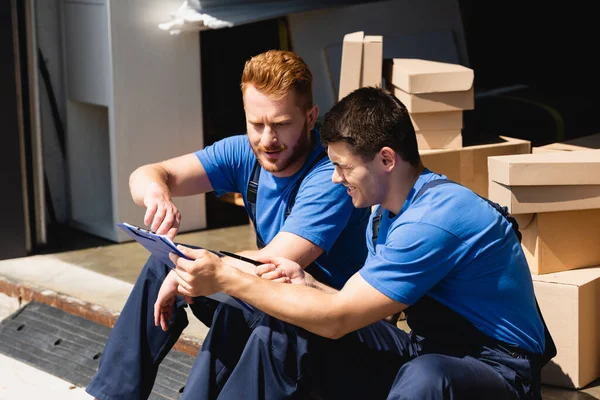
top-left (172, 87), bottom-right (553, 399)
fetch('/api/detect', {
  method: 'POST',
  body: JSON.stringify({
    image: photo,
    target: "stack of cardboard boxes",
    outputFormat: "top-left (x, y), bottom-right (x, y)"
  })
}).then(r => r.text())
top-left (384, 58), bottom-right (473, 150)
top-left (487, 140), bottom-right (600, 389)
top-left (338, 32), bottom-right (532, 199)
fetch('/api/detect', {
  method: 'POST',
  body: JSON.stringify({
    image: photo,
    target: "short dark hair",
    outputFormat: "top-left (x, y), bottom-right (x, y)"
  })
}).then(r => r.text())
top-left (320, 87), bottom-right (420, 166)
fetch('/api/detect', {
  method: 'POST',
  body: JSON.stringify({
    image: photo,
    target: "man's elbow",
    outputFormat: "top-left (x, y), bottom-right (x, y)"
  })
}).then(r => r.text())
top-left (129, 167), bottom-right (139, 188)
top-left (318, 317), bottom-right (352, 340)
top-left (129, 164), bottom-right (151, 188)
top-left (324, 329), bottom-right (347, 340)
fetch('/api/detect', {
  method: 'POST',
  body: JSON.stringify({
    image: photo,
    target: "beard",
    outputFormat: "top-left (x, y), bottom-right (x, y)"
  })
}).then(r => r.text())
top-left (251, 121), bottom-right (312, 173)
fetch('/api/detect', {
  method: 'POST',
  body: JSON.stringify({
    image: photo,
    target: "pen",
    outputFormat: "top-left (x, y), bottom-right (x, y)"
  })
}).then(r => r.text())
top-left (219, 250), bottom-right (264, 266)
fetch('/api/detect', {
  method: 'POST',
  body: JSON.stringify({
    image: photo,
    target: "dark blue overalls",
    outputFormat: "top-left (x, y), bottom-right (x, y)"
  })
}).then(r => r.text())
top-left (86, 152), bottom-right (329, 400)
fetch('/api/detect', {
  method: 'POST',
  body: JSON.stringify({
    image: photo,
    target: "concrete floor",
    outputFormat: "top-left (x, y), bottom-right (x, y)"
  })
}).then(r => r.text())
top-left (1, 223), bottom-right (599, 398)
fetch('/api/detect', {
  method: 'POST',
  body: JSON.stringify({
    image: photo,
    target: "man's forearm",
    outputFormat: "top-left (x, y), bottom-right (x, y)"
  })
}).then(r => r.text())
top-left (306, 276), bottom-right (338, 294)
top-left (220, 266), bottom-right (344, 338)
top-left (221, 255), bottom-right (257, 275)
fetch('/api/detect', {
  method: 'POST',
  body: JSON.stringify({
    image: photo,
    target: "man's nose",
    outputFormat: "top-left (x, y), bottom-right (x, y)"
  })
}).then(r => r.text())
top-left (261, 126), bottom-right (278, 145)
top-left (332, 168), bottom-right (344, 184)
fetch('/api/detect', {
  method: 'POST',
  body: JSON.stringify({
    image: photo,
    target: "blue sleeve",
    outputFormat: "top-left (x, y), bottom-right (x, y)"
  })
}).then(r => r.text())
top-left (280, 163), bottom-right (355, 253)
top-left (194, 135), bottom-right (252, 196)
top-left (359, 222), bottom-right (471, 305)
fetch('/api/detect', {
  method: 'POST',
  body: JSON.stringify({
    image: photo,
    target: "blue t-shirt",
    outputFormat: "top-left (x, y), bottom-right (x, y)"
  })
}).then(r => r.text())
top-left (360, 169), bottom-right (545, 354)
top-left (195, 132), bottom-right (370, 289)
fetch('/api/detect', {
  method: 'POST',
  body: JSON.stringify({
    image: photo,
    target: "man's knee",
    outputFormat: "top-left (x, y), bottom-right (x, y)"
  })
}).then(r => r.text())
top-left (189, 297), bottom-right (220, 327)
top-left (389, 355), bottom-right (453, 400)
top-left (143, 254), bottom-right (171, 280)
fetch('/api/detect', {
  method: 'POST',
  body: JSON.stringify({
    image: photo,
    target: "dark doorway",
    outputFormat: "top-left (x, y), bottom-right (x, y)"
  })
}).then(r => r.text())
top-left (200, 17), bottom-right (289, 229)
top-left (459, 1), bottom-right (600, 147)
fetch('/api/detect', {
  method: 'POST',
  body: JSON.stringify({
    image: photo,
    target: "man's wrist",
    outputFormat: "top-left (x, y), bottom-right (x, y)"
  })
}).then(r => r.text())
top-left (166, 269), bottom-right (178, 285)
top-left (144, 181), bottom-right (171, 199)
top-left (219, 263), bottom-right (247, 297)
top-left (305, 273), bottom-right (317, 289)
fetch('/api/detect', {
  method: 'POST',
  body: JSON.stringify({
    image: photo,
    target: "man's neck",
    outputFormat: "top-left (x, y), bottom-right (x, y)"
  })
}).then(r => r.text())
top-left (383, 163), bottom-right (425, 215)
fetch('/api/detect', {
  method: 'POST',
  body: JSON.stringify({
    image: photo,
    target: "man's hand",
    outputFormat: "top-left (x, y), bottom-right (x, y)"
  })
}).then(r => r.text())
top-left (143, 182), bottom-right (181, 239)
top-left (171, 246), bottom-right (226, 297)
top-left (255, 256), bottom-right (310, 286)
top-left (154, 270), bottom-right (193, 331)
top-left (253, 262), bottom-right (292, 284)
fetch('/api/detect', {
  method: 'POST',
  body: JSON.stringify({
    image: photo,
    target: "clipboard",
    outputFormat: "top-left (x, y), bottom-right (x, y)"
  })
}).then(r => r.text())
top-left (117, 222), bottom-right (190, 269)
top-left (117, 222), bottom-right (254, 313)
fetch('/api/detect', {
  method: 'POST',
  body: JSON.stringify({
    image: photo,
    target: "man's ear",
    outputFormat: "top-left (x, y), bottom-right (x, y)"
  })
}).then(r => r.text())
top-left (379, 147), bottom-right (396, 170)
top-left (307, 105), bottom-right (319, 130)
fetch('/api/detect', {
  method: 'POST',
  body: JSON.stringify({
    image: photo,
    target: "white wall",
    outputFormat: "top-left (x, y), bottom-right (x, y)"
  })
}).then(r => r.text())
top-left (60, 0), bottom-right (205, 242)
top-left (288, 0), bottom-right (468, 114)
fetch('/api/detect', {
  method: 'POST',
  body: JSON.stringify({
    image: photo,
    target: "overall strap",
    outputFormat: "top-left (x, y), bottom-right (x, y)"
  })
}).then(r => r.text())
top-left (371, 209), bottom-right (384, 250)
top-left (247, 161), bottom-right (261, 231)
top-left (246, 148), bottom-right (327, 248)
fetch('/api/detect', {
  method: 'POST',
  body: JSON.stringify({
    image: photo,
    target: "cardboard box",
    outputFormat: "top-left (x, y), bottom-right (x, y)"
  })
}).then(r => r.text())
top-left (488, 181), bottom-right (600, 214)
top-left (416, 129), bottom-right (462, 149)
top-left (521, 209), bottom-right (600, 274)
top-left (361, 35), bottom-right (383, 88)
top-left (410, 111), bottom-right (463, 131)
top-left (488, 150), bottom-right (600, 186)
top-left (533, 267), bottom-right (600, 389)
top-left (338, 31), bottom-right (364, 100)
top-left (392, 86), bottom-right (474, 113)
top-left (420, 136), bottom-right (530, 198)
top-left (384, 58), bottom-right (473, 94)
top-left (533, 132), bottom-right (600, 153)
top-left (487, 150), bottom-right (600, 214)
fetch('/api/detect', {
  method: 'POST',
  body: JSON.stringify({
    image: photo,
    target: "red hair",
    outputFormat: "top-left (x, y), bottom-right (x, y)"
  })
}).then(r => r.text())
top-left (241, 50), bottom-right (313, 110)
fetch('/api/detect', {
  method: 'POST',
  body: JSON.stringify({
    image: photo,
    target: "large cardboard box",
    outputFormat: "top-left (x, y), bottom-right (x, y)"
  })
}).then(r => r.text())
top-left (487, 150), bottom-right (600, 214)
top-left (392, 86), bottom-right (474, 113)
top-left (533, 267), bottom-right (600, 389)
top-left (533, 132), bottom-right (600, 153)
top-left (420, 136), bottom-right (530, 198)
top-left (416, 130), bottom-right (462, 149)
top-left (338, 31), bottom-right (364, 100)
top-left (384, 58), bottom-right (473, 93)
top-left (361, 35), bottom-right (383, 88)
top-left (410, 111), bottom-right (463, 131)
top-left (488, 150), bottom-right (600, 186)
top-left (521, 209), bottom-right (600, 274)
